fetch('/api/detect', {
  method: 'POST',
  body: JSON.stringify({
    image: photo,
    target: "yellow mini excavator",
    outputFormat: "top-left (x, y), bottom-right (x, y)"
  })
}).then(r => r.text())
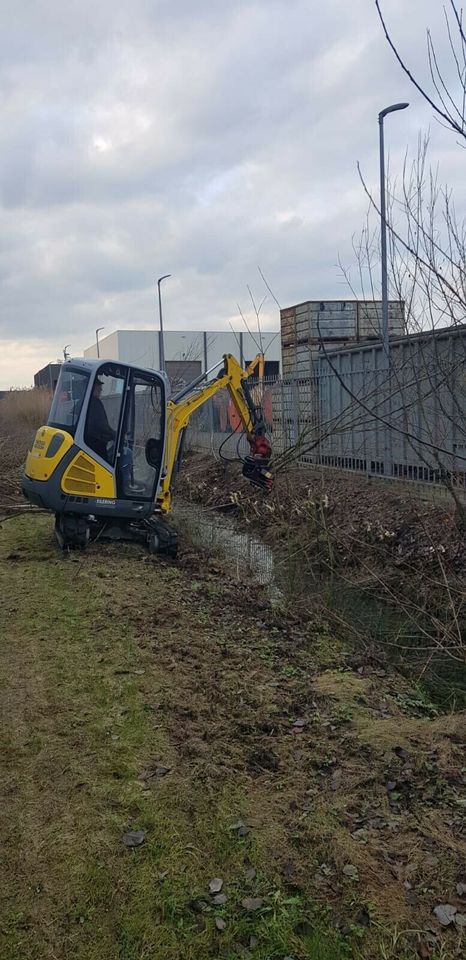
top-left (22, 353), bottom-right (273, 554)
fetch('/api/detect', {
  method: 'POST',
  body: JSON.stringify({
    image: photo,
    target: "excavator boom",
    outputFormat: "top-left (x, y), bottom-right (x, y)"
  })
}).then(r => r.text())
top-left (157, 353), bottom-right (273, 513)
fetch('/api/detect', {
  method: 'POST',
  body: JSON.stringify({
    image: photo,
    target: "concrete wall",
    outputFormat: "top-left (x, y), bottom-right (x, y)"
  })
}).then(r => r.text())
top-left (84, 329), bottom-right (281, 373)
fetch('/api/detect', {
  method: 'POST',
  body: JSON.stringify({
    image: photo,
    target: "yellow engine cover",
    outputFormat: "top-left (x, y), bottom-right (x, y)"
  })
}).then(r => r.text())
top-left (61, 451), bottom-right (116, 498)
top-left (25, 426), bottom-right (74, 481)
top-left (25, 427), bottom-right (116, 498)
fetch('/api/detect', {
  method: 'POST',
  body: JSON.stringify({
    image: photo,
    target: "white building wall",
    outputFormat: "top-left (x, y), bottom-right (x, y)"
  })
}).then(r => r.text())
top-left (84, 330), bottom-right (281, 372)
top-left (84, 331), bottom-right (120, 361)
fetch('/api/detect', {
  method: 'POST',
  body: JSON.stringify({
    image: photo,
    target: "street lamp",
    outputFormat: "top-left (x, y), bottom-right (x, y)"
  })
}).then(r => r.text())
top-left (63, 344), bottom-right (71, 360)
top-left (378, 102), bottom-right (409, 361)
top-left (157, 274), bottom-right (171, 372)
top-left (95, 327), bottom-right (105, 358)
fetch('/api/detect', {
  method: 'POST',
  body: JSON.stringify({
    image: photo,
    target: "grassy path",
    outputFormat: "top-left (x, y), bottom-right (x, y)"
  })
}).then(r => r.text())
top-left (1, 517), bottom-right (464, 960)
top-left (0, 517), bottom-right (346, 960)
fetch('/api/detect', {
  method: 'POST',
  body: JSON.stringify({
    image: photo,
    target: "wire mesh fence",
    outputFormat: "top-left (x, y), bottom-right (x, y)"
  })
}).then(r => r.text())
top-left (185, 327), bottom-right (466, 498)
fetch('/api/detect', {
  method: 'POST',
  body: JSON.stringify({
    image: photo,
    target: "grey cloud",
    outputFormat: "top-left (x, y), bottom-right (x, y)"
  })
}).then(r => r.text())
top-left (0, 0), bottom-right (463, 386)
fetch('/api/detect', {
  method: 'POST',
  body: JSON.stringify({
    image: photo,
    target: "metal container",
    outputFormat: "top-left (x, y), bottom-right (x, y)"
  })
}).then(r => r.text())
top-left (316, 325), bottom-right (466, 482)
top-left (280, 300), bottom-right (405, 378)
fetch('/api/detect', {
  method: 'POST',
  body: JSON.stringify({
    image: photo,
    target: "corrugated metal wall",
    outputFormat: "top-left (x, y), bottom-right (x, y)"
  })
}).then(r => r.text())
top-left (314, 327), bottom-right (466, 485)
top-left (187, 325), bottom-right (466, 497)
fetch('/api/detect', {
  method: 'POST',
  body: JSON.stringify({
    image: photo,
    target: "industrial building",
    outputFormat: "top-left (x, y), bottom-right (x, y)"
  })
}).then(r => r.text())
top-left (39, 300), bottom-right (404, 395)
top-left (33, 362), bottom-right (62, 391)
top-left (83, 329), bottom-right (281, 386)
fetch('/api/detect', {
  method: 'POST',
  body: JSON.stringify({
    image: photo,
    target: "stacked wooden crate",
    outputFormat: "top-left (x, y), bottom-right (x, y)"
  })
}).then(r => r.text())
top-left (281, 300), bottom-right (405, 378)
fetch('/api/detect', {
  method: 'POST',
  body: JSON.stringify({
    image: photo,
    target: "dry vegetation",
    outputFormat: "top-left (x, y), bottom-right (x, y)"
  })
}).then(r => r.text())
top-left (176, 453), bottom-right (466, 714)
top-left (0, 388), bottom-right (50, 508)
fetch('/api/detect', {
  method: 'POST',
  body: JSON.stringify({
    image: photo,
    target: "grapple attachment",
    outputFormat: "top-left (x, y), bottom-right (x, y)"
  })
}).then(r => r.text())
top-left (242, 430), bottom-right (273, 492)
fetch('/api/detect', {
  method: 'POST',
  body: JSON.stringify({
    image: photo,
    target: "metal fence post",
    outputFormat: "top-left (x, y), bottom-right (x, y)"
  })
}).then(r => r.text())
top-left (292, 376), bottom-right (300, 451)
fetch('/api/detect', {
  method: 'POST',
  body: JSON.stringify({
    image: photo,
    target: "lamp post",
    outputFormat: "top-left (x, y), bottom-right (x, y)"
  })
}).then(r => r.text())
top-left (95, 327), bottom-right (104, 358)
top-left (378, 102), bottom-right (409, 361)
top-left (157, 274), bottom-right (171, 372)
top-left (63, 344), bottom-right (70, 360)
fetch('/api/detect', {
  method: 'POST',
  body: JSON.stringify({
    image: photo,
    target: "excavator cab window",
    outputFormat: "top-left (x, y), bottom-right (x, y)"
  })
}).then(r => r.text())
top-left (49, 367), bottom-right (89, 435)
top-left (116, 369), bottom-right (166, 500)
top-left (84, 366), bottom-right (126, 465)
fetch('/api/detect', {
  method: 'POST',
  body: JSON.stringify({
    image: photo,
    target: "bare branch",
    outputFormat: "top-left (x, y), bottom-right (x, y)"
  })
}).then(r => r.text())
top-left (375, 0), bottom-right (466, 139)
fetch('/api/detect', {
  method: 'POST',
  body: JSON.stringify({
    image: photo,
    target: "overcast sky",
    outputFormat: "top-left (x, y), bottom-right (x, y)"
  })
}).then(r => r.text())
top-left (0, 0), bottom-right (463, 387)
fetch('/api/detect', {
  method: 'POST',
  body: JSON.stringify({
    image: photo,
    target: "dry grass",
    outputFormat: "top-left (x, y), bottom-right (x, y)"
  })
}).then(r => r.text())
top-left (0, 389), bottom-right (50, 508)
top-left (0, 387), bottom-right (51, 429)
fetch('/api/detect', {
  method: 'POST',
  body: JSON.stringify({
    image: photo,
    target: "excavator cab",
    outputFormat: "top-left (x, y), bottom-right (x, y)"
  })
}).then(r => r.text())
top-left (23, 360), bottom-right (168, 545)
top-left (22, 354), bottom-right (272, 553)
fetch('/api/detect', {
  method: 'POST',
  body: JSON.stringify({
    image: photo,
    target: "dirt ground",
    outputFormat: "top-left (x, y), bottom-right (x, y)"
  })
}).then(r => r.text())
top-left (1, 513), bottom-right (465, 960)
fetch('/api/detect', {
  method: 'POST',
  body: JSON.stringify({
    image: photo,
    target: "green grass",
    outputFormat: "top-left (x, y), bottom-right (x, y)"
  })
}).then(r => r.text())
top-left (1, 515), bottom-right (462, 960)
top-left (0, 516), bottom-right (351, 960)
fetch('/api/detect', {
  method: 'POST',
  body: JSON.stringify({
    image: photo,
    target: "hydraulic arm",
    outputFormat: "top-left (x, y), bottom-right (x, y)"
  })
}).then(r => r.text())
top-left (157, 353), bottom-right (273, 513)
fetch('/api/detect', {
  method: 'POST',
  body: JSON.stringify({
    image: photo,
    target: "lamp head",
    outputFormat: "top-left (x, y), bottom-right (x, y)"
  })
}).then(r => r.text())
top-left (379, 102), bottom-right (409, 120)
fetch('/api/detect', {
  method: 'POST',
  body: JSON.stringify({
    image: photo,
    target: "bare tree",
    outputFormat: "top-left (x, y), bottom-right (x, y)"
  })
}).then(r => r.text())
top-left (354, 135), bottom-right (466, 333)
top-left (337, 134), bottom-right (466, 524)
top-left (376, 0), bottom-right (466, 142)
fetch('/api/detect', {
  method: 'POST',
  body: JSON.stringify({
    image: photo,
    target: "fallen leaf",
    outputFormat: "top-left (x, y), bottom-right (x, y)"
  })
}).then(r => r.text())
top-left (230, 819), bottom-right (251, 837)
top-left (281, 861), bottom-right (297, 880)
top-left (249, 935), bottom-right (258, 948)
top-left (122, 829), bottom-right (145, 847)
top-left (386, 781), bottom-right (397, 792)
top-left (417, 941), bottom-right (432, 959)
top-left (352, 828), bottom-right (369, 844)
top-left (209, 878), bottom-right (224, 894)
top-left (188, 899), bottom-right (209, 914)
top-left (454, 913), bottom-right (466, 928)
top-left (433, 904), bottom-right (456, 926)
top-left (342, 864), bottom-right (359, 881)
top-left (406, 890), bottom-right (419, 907)
top-left (215, 917), bottom-right (226, 931)
top-left (241, 897), bottom-right (264, 911)
top-left (138, 765), bottom-right (171, 781)
top-left (159, 870), bottom-right (168, 880)
top-left (212, 893), bottom-right (227, 906)
top-left (245, 867), bottom-right (256, 881)
top-left (457, 883), bottom-right (466, 897)
top-left (355, 908), bottom-right (370, 927)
